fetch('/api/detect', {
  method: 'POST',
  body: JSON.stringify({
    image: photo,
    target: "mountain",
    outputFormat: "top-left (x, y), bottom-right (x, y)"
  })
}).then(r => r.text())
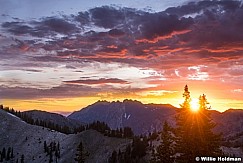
top-left (68, 100), bottom-right (243, 137)
top-left (24, 110), bottom-right (84, 130)
top-left (213, 109), bottom-right (243, 136)
top-left (68, 99), bottom-right (177, 135)
top-left (0, 109), bottom-right (130, 163)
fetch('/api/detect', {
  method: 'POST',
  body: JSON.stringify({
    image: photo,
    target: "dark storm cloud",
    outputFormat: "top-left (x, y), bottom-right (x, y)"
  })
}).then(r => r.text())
top-left (1, 0), bottom-right (243, 72)
top-left (89, 6), bottom-right (125, 28)
top-left (0, 84), bottom-right (99, 99)
top-left (35, 17), bottom-right (78, 35)
top-left (176, 1), bottom-right (243, 45)
top-left (2, 17), bottom-right (78, 37)
top-left (165, 0), bottom-right (241, 16)
top-left (136, 12), bottom-right (193, 39)
top-left (75, 11), bottom-right (90, 25)
top-left (0, 82), bottom-right (142, 99)
top-left (84, 6), bottom-right (194, 39)
top-left (63, 78), bottom-right (129, 85)
top-left (1, 22), bottom-right (32, 35)
top-left (108, 29), bottom-right (125, 37)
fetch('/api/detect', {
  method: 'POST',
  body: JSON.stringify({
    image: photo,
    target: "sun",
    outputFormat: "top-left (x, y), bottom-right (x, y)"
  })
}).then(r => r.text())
top-left (190, 98), bottom-right (199, 112)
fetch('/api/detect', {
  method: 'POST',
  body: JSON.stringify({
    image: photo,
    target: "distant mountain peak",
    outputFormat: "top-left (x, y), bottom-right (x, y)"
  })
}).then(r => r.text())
top-left (69, 100), bottom-right (177, 134)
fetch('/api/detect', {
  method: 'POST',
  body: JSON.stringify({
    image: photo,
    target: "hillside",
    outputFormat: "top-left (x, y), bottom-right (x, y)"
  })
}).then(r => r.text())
top-left (0, 109), bottom-right (131, 163)
top-left (24, 110), bottom-right (84, 130)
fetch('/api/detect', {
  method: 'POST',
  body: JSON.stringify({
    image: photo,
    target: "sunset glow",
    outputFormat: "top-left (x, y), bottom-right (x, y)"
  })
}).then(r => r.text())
top-left (1, 0), bottom-right (243, 114)
top-left (190, 98), bottom-right (200, 112)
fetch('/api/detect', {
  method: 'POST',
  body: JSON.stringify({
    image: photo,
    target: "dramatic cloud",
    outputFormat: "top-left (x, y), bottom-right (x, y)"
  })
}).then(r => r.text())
top-left (1, 0), bottom-right (243, 112)
top-left (2, 17), bottom-right (78, 37)
top-left (0, 84), bottom-right (99, 99)
top-left (63, 78), bottom-right (129, 85)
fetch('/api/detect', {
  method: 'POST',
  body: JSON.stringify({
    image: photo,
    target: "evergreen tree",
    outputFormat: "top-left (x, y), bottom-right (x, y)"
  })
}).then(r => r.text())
top-left (195, 94), bottom-right (222, 156)
top-left (49, 150), bottom-right (53, 163)
top-left (74, 141), bottom-right (88, 163)
top-left (131, 137), bottom-right (147, 159)
top-left (20, 154), bottom-right (24, 163)
top-left (123, 145), bottom-right (132, 163)
top-left (109, 150), bottom-right (117, 163)
top-left (11, 147), bottom-right (14, 158)
top-left (155, 121), bottom-right (175, 163)
top-left (150, 149), bottom-right (157, 163)
top-left (44, 141), bottom-right (47, 153)
top-left (0, 151), bottom-right (2, 162)
top-left (1, 148), bottom-right (5, 160)
top-left (6, 147), bottom-right (11, 161)
top-left (175, 85), bottom-right (222, 162)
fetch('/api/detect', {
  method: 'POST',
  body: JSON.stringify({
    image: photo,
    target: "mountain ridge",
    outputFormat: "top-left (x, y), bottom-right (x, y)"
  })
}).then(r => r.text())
top-left (68, 99), bottom-right (243, 137)
top-left (0, 108), bottom-right (131, 163)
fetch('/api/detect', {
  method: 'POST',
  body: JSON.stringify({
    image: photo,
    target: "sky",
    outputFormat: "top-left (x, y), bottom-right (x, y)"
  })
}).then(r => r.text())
top-left (1, 0), bottom-right (243, 114)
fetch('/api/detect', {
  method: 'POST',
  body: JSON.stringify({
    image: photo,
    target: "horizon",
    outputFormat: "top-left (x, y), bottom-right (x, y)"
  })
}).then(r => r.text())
top-left (4, 98), bottom-right (240, 117)
top-left (1, 0), bottom-right (243, 113)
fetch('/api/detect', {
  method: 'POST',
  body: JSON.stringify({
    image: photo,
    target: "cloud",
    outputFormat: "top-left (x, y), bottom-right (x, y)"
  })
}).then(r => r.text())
top-left (63, 78), bottom-right (129, 85)
top-left (89, 6), bottom-right (126, 29)
top-left (1, 0), bottom-right (243, 90)
top-left (0, 84), bottom-right (99, 99)
top-left (108, 29), bottom-right (125, 37)
top-left (1, 17), bottom-right (78, 37)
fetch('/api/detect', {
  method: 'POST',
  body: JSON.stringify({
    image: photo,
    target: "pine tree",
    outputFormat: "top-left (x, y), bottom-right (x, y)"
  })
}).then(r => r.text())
top-left (11, 147), bottom-right (14, 159)
top-left (74, 141), bottom-right (88, 163)
top-left (175, 85), bottom-right (192, 162)
top-left (20, 154), bottom-right (24, 163)
top-left (156, 121), bottom-right (175, 163)
top-left (6, 147), bottom-right (11, 161)
top-left (175, 85), bottom-right (222, 162)
top-left (1, 148), bottom-right (5, 160)
top-left (150, 149), bottom-right (157, 163)
top-left (44, 141), bottom-right (47, 153)
top-left (0, 151), bottom-right (2, 162)
top-left (109, 150), bottom-right (117, 163)
top-left (195, 94), bottom-right (222, 156)
top-left (49, 149), bottom-right (53, 163)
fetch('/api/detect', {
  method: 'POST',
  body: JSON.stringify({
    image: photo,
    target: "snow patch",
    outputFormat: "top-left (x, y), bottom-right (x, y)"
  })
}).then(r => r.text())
top-left (7, 112), bottom-right (19, 119)
top-left (127, 115), bottom-right (131, 119)
top-left (7, 113), bottom-right (26, 124)
top-left (124, 113), bottom-right (131, 120)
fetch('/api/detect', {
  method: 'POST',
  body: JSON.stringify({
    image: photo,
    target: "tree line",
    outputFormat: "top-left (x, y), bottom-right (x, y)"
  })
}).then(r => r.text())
top-left (0, 105), bottom-right (134, 139)
top-left (0, 147), bottom-right (24, 163)
top-left (44, 141), bottom-right (61, 163)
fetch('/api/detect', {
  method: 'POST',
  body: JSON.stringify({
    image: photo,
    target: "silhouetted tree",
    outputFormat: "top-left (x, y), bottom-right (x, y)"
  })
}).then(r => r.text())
top-left (131, 136), bottom-right (147, 159)
top-left (156, 121), bottom-right (175, 163)
top-left (0, 151), bottom-right (2, 162)
top-left (74, 141), bottom-right (88, 163)
top-left (175, 85), bottom-right (222, 162)
top-left (6, 147), bottom-right (11, 161)
top-left (44, 141), bottom-right (47, 153)
top-left (20, 154), bottom-right (24, 163)
top-left (1, 148), bottom-right (5, 160)
top-left (11, 147), bottom-right (14, 159)
top-left (109, 150), bottom-right (117, 163)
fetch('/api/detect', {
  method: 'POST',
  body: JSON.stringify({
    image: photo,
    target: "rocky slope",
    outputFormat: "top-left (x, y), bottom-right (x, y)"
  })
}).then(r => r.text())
top-left (0, 109), bottom-right (130, 163)
top-left (68, 100), bottom-right (176, 135)
top-left (24, 110), bottom-right (84, 129)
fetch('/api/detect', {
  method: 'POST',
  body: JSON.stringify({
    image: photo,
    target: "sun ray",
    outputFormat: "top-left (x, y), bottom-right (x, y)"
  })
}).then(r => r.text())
top-left (190, 98), bottom-right (200, 112)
